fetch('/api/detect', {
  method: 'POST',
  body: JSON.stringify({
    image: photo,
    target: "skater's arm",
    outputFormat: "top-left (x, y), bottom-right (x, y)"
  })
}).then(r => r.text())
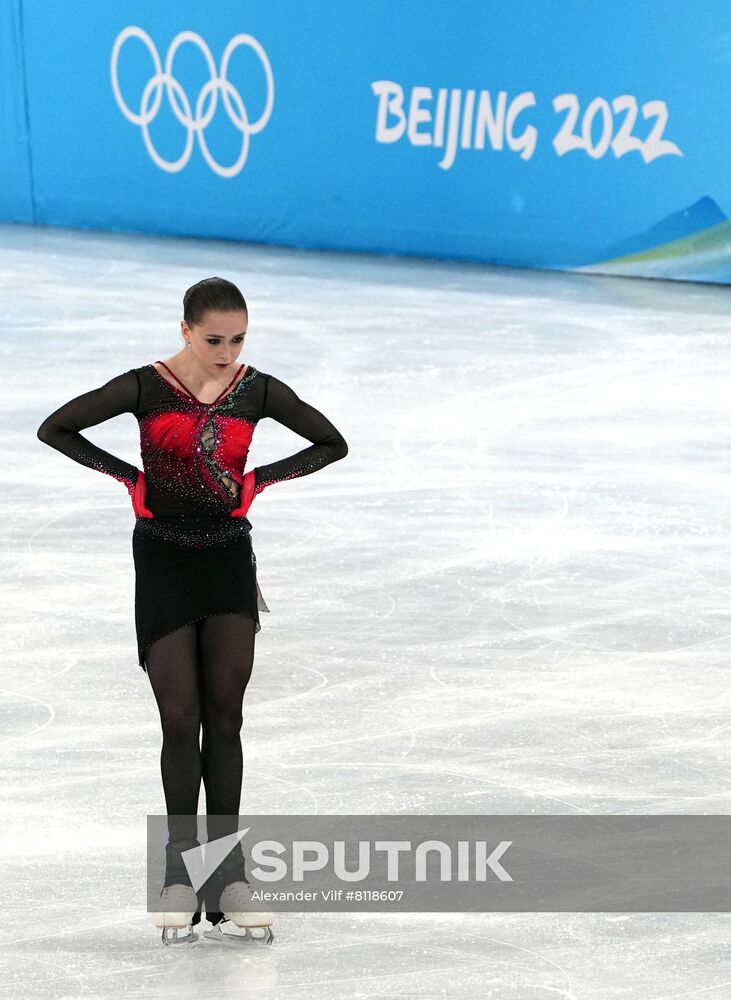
top-left (36, 369), bottom-right (141, 496)
top-left (252, 373), bottom-right (348, 497)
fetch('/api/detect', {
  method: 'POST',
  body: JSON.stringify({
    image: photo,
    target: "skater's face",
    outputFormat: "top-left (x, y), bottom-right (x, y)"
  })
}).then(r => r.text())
top-left (181, 309), bottom-right (248, 371)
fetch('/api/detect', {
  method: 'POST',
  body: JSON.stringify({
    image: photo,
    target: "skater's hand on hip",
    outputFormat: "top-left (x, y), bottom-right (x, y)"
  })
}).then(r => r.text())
top-left (231, 470), bottom-right (256, 518)
top-left (132, 469), bottom-right (154, 518)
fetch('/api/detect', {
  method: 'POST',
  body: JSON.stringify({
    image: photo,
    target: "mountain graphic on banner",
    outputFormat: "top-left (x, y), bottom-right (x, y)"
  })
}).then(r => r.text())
top-left (579, 196), bottom-right (731, 281)
top-left (573, 197), bottom-right (731, 281)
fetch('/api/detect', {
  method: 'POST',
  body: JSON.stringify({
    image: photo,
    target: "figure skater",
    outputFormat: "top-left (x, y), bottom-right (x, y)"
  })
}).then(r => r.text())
top-left (36, 276), bottom-right (349, 945)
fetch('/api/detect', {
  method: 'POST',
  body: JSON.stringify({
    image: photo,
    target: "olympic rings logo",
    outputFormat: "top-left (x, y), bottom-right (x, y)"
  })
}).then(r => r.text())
top-left (110, 26), bottom-right (274, 177)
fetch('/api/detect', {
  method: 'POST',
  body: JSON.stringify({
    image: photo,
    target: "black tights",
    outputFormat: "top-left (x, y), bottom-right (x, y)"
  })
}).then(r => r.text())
top-left (146, 612), bottom-right (256, 828)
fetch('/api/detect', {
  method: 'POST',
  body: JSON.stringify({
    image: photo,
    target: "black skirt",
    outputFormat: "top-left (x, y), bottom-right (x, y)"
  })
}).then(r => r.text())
top-left (131, 514), bottom-right (269, 673)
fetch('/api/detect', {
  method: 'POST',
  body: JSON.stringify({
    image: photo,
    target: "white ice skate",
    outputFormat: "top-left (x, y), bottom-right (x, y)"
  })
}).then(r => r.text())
top-left (154, 883), bottom-right (200, 946)
top-left (203, 880), bottom-right (274, 945)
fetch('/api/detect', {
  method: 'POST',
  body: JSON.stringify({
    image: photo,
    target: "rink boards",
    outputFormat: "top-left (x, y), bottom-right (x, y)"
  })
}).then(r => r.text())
top-left (3, 0), bottom-right (731, 282)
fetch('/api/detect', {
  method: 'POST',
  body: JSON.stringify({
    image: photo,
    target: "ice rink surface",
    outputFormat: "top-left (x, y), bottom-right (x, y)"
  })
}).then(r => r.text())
top-left (2, 221), bottom-right (731, 996)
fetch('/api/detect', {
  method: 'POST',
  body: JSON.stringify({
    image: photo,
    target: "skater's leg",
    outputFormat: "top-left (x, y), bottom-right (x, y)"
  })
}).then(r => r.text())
top-left (198, 612), bottom-right (256, 820)
top-left (145, 623), bottom-right (202, 818)
top-left (197, 613), bottom-right (256, 922)
top-left (146, 624), bottom-right (203, 941)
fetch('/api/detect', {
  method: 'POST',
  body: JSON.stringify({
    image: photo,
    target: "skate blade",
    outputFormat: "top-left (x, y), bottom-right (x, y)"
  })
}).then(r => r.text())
top-left (203, 921), bottom-right (274, 946)
top-left (160, 926), bottom-right (199, 946)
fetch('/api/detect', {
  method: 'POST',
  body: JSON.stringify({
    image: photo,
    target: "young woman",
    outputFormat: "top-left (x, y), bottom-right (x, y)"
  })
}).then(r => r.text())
top-left (36, 276), bottom-right (348, 945)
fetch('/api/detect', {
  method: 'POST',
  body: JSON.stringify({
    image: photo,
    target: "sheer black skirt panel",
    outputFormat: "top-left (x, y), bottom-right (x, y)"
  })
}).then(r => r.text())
top-left (132, 514), bottom-right (269, 673)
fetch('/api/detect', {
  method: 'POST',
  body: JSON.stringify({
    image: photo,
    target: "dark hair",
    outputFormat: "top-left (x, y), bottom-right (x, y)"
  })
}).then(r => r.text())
top-left (183, 277), bottom-right (248, 327)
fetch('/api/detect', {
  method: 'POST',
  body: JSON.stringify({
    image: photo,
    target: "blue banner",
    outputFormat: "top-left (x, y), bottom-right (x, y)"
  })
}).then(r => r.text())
top-left (4, 0), bottom-right (731, 281)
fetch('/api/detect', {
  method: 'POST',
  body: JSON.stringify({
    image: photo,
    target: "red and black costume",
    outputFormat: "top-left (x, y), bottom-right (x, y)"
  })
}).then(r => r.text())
top-left (37, 361), bottom-right (348, 671)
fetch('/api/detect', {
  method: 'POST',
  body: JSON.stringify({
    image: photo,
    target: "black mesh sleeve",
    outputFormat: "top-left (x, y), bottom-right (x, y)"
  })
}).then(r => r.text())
top-left (253, 373), bottom-right (348, 496)
top-left (36, 369), bottom-right (141, 496)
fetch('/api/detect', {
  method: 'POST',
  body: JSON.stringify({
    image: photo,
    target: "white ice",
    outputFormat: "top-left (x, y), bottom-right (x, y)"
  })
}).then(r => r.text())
top-left (2, 221), bottom-right (731, 997)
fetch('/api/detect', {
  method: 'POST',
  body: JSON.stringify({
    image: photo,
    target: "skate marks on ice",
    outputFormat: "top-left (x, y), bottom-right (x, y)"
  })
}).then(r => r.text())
top-left (5, 223), bottom-right (731, 995)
